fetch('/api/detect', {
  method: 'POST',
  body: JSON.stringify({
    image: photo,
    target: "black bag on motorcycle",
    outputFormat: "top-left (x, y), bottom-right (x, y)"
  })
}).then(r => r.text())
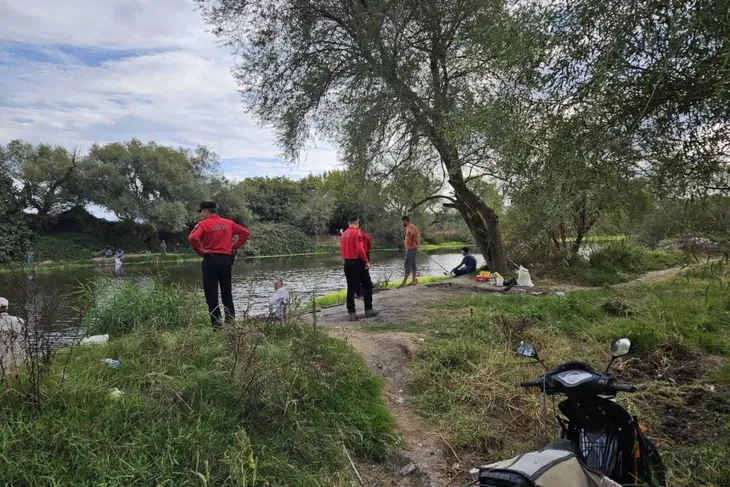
top-left (475, 448), bottom-right (621, 487)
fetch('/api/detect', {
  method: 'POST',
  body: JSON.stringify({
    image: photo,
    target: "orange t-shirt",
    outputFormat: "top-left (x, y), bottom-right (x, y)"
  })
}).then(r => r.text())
top-left (404, 223), bottom-right (420, 250)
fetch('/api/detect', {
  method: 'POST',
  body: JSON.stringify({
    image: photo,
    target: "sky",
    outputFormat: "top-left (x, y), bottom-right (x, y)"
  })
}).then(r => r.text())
top-left (0, 0), bottom-right (341, 181)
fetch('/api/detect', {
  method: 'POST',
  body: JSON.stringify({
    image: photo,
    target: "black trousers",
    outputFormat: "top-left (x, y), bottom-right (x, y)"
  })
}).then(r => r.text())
top-left (201, 254), bottom-right (235, 327)
top-left (344, 259), bottom-right (373, 314)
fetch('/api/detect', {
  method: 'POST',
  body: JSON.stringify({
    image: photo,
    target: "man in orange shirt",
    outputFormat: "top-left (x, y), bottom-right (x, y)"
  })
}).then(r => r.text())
top-left (399, 215), bottom-right (420, 287)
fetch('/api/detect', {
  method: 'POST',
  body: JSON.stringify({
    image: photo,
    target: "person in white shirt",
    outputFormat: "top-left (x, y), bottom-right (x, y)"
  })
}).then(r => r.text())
top-left (268, 279), bottom-right (289, 320)
top-left (0, 297), bottom-right (25, 372)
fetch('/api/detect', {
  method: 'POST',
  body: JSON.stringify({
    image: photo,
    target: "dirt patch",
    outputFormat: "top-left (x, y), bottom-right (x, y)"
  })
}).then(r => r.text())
top-left (328, 328), bottom-right (449, 486)
top-left (651, 384), bottom-right (730, 445)
top-left (312, 283), bottom-right (466, 328)
top-left (602, 299), bottom-right (633, 317)
top-left (618, 345), bottom-right (725, 384)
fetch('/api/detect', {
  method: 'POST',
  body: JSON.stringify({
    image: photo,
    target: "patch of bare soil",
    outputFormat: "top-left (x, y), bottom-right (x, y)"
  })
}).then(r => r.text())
top-left (613, 346), bottom-right (729, 446)
top-left (617, 344), bottom-right (726, 385)
top-left (650, 383), bottom-right (730, 445)
top-left (329, 328), bottom-right (450, 486)
top-left (313, 283), bottom-right (466, 328)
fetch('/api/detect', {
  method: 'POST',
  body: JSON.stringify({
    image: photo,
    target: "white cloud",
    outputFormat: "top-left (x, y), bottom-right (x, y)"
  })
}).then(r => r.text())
top-left (0, 0), bottom-right (340, 178)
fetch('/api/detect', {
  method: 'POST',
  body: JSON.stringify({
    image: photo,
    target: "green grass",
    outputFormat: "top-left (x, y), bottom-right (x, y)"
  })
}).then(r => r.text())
top-left (313, 275), bottom-right (452, 308)
top-left (542, 242), bottom-right (687, 286)
top-left (81, 277), bottom-right (207, 336)
top-left (0, 308), bottom-right (393, 485)
top-left (408, 260), bottom-right (730, 487)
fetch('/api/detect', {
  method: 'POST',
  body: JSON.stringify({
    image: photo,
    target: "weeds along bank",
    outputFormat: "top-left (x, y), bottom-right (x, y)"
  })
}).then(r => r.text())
top-left (0, 279), bottom-right (392, 486)
top-left (406, 259), bottom-right (730, 487)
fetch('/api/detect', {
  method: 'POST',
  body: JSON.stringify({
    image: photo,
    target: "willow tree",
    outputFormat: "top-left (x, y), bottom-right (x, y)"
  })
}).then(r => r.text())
top-left (197, 0), bottom-right (541, 272)
top-left (538, 0), bottom-right (730, 196)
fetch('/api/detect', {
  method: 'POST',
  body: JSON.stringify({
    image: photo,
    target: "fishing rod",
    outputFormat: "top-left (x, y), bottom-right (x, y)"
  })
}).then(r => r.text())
top-left (417, 249), bottom-right (451, 276)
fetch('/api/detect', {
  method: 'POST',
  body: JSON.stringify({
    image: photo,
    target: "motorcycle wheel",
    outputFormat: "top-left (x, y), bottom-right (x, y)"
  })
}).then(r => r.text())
top-left (641, 437), bottom-right (667, 487)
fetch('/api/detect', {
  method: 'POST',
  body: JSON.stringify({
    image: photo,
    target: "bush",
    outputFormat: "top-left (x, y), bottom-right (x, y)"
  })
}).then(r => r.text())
top-left (242, 222), bottom-right (315, 257)
top-left (82, 277), bottom-right (206, 336)
top-left (0, 215), bottom-right (32, 264)
top-left (588, 242), bottom-right (685, 274)
top-left (33, 233), bottom-right (104, 261)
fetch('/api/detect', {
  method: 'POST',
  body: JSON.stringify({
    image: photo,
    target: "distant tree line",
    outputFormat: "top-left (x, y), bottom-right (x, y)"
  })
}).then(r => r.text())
top-left (0, 139), bottom-right (469, 262)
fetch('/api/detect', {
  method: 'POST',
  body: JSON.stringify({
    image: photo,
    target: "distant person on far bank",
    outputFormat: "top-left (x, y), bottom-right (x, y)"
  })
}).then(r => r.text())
top-left (104, 248), bottom-right (113, 258)
top-left (399, 216), bottom-right (420, 287)
top-left (268, 279), bottom-right (289, 320)
top-left (340, 217), bottom-right (378, 321)
top-left (452, 247), bottom-right (477, 276)
top-left (188, 201), bottom-right (250, 329)
top-left (26, 249), bottom-right (34, 265)
top-left (159, 240), bottom-right (167, 255)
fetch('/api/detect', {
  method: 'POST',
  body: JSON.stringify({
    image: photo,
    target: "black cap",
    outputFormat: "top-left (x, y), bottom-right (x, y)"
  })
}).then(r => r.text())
top-left (348, 216), bottom-right (360, 223)
top-left (199, 201), bottom-right (217, 212)
top-left (461, 246), bottom-right (470, 253)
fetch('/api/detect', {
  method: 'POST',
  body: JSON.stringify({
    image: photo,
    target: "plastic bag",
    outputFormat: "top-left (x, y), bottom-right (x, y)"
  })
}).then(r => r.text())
top-left (80, 334), bottom-right (109, 345)
top-left (517, 266), bottom-right (534, 287)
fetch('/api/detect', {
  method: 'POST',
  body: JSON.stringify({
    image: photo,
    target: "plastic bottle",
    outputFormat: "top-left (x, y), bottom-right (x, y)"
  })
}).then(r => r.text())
top-left (104, 358), bottom-right (121, 368)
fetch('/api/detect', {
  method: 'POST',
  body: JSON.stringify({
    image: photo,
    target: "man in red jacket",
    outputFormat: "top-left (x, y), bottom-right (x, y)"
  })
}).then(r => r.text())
top-left (354, 224), bottom-right (373, 299)
top-left (340, 217), bottom-right (378, 321)
top-left (188, 201), bottom-right (250, 329)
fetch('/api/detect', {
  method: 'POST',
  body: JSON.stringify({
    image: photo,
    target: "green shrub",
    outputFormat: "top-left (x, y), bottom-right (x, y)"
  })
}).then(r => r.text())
top-left (589, 242), bottom-right (683, 273)
top-left (82, 277), bottom-right (206, 336)
top-left (0, 215), bottom-right (32, 264)
top-left (33, 233), bottom-right (105, 261)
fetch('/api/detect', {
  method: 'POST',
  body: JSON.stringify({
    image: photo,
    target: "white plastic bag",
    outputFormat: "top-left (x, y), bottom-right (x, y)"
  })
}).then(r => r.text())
top-left (80, 334), bottom-right (109, 345)
top-left (517, 266), bottom-right (534, 287)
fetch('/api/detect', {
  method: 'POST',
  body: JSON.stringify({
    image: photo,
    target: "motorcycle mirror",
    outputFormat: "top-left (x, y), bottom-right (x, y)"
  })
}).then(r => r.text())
top-left (516, 341), bottom-right (537, 358)
top-left (611, 338), bottom-right (631, 358)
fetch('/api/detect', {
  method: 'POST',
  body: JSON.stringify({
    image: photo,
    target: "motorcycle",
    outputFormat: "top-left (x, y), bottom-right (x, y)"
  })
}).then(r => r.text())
top-left (471, 338), bottom-right (666, 487)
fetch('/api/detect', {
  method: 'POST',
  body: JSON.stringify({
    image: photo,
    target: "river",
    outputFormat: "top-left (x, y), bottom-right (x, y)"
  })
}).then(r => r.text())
top-left (0, 250), bottom-right (483, 333)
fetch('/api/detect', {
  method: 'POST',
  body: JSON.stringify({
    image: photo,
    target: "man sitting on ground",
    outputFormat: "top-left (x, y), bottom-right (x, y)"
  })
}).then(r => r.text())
top-left (452, 247), bottom-right (478, 276)
top-left (0, 297), bottom-right (25, 371)
top-left (268, 279), bottom-right (290, 320)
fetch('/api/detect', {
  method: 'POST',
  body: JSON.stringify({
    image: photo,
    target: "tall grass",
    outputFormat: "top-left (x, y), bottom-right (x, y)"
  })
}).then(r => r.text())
top-left (0, 284), bottom-right (393, 485)
top-left (81, 277), bottom-right (206, 336)
top-left (410, 260), bottom-right (730, 487)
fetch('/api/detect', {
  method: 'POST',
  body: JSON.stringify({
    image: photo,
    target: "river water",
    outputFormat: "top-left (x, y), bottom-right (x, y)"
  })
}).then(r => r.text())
top-left (0, 250), bottom-right (483, 331)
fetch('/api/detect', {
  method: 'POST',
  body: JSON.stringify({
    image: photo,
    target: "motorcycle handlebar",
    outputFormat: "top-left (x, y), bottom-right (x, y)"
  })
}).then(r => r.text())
top-left (520, 380), bottom-right (540, 388)
top-left (613, 383), bottom-right (637, 393)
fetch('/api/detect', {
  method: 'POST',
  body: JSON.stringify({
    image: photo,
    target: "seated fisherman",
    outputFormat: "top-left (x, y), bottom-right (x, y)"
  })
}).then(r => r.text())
top-left (451, 247), bottom-right (477, 276)
top-left (268, 279), bottom-right (290, 320)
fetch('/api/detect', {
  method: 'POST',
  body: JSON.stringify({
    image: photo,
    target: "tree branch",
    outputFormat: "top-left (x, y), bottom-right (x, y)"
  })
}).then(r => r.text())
top-left (409, 194), bottom-right (456, 212)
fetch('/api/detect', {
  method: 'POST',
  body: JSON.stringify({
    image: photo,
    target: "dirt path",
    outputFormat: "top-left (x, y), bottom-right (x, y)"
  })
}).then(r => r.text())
top-left (309, 268), bottom-right (687, 485)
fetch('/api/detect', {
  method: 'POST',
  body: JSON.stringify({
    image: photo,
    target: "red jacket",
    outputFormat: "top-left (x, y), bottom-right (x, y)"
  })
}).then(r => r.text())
top-left (340, 227), bottom-right (369, 264)
top-left (188, 215), bottom-right (250, 257)
top-left (362, 232), bottom-right (372, 254)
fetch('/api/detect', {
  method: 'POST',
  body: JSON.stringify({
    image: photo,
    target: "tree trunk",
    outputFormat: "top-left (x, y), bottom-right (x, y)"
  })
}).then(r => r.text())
top-left (448, 177), bottom-right (508, 274)
top-left (571, 233), bottom-right (585, 254)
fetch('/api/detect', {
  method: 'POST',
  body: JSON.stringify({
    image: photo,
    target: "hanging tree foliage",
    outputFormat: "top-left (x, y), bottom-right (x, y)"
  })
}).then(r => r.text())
top-left (196, 0), bottom-right (549, 272)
